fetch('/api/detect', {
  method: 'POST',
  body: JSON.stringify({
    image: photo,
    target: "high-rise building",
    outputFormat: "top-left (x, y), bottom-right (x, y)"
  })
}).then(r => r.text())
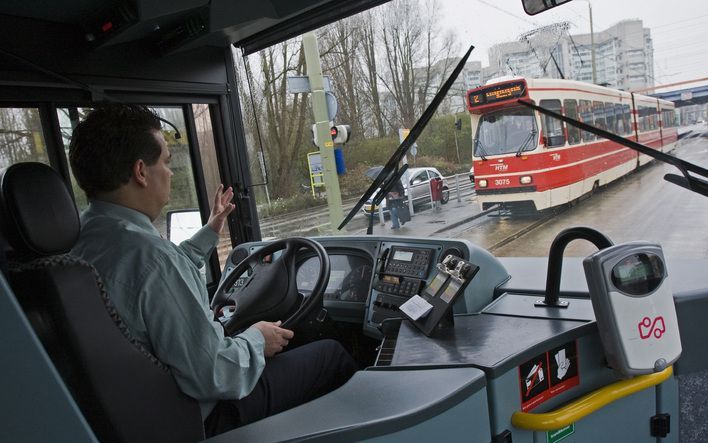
top-left (485, 20), bottom-right (654, 91)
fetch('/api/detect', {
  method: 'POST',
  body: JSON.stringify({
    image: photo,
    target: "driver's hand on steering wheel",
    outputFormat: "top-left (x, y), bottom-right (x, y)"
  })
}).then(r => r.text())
top-left (253, 320), bottom-right (294, 357)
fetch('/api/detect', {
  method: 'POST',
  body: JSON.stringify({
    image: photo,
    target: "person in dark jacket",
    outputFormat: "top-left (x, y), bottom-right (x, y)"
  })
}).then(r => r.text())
top-left (385, 179), bottom-right (406, 229)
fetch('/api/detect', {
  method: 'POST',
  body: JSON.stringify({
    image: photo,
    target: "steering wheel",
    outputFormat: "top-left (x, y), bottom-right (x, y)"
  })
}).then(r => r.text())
top-left (211, 237), bottom-right (330, 336)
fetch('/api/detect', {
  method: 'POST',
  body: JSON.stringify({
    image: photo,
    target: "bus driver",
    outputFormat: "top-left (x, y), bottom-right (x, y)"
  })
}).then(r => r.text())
top-left (69, 104), bottom-right (356, 437)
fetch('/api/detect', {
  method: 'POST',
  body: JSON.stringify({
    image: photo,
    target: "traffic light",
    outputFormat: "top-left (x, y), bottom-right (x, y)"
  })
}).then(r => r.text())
top-left (330, 124), bottom-right (351, 144)
top-left (312, 123), bottom-right (352, 147)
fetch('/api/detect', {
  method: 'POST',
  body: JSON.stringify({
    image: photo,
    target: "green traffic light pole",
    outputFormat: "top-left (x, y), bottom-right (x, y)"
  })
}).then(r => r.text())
top-left (303, 32), bottom-right (344, 231)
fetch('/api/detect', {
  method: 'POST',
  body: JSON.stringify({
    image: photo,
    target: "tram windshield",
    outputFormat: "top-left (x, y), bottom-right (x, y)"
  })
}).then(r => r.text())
top-left (475, 108), bottom-right (538, 156)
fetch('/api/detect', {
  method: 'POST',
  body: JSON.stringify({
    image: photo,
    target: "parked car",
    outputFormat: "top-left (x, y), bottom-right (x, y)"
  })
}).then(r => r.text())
top-left (362, 167), bottom-right (450, 216)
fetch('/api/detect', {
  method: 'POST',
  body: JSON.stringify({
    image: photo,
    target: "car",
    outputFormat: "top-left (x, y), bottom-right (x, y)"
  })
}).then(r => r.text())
top-left (362, 167), bottom-right (450, 216)
top-left (468, 166), bottom-right (474, 184)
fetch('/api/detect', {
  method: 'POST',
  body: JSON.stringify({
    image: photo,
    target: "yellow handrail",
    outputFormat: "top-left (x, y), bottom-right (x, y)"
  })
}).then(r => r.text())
top-left (511, 366), bottom-right (673, 431)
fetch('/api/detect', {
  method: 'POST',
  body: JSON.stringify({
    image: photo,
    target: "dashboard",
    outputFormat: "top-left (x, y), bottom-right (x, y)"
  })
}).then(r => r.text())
top-left (222, 236), bottom-right (510, 339)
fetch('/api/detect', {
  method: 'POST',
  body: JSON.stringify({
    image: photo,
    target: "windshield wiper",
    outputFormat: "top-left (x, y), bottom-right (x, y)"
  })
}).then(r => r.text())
top-left (515, 130), bottom-right (537, 157)
top-left (518, 99), bottom-right (708, 198)
top-left (338, 44), bottom-right (475, 231)
top-left (473, 138), bottom-right (489, 161)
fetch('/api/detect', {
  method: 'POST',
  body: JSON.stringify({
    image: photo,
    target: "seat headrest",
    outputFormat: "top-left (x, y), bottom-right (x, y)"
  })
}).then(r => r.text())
top-left (0, 163), bottom-right (80, 257)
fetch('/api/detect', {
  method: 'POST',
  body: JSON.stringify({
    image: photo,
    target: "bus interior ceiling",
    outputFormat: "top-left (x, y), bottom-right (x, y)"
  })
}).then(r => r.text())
top-left (2, 1), bottom-right (708, 443)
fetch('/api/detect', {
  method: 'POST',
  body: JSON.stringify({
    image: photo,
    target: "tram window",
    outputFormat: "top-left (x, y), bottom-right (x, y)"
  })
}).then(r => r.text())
top-left (615, 104), bottom-right (625, 135)
top-left (0, 107), bottom-right (50, 170)
top-left (613, 104), bottom-right (624, 135)
top-left (651, 108), bottom-right (658, 130)
top-left (605, 103), bottom-right (616, 135)
top-left (193, 104), bottom-right (233, 269)
top-left (622, 105), bottom-right (632, 135)
top-left (563, 99), bottom-right (580, 145)
top-left (638, 106), bottom-right (647, 132)
top-left (593, 101), bottom-right (606, 131)
top-left (539, 99), bottom-right (565, 147)
top-left (579, 99), bottom-right (595, 141)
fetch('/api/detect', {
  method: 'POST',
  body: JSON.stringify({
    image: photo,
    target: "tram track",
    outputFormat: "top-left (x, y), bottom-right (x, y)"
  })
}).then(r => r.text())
top-left (486, 210), bottom-right (559, 253)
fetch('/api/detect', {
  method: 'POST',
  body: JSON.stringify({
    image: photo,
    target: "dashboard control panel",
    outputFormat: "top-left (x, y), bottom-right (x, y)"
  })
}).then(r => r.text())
top-left (369, 245), bottom-right (436, 326)
top-left (383, 246), bottom-right (434, 279)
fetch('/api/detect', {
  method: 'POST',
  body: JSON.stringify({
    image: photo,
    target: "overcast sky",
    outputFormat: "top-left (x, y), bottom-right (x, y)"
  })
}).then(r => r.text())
top-left (436, 0), bottom-right (708, 90)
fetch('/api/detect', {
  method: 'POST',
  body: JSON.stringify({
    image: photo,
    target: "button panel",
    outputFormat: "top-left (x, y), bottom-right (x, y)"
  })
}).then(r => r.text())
top-left (384, 246), bottom-right (434, 279)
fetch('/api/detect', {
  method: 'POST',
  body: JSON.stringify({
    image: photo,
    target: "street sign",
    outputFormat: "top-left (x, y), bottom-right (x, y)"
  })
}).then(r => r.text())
top-left (286, 75), bottom-right (333, 93)
top-left (325, 91), bottom-right (338, 121)
top-left (307, 152), bottom-right (326, 197)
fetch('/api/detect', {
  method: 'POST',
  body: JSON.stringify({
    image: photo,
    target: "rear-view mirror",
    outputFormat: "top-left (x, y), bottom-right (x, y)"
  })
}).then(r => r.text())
top-left (521, 0), bottom-right (572, 15)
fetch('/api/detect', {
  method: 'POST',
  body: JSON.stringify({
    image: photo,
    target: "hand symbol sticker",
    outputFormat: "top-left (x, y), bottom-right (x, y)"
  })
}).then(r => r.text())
top-left (555, 349), bottom-right (571, 380)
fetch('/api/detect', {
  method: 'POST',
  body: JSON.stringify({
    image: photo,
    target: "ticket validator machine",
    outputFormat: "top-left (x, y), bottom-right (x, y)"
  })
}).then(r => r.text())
top-left (584, 241), bottom-right (682, 376)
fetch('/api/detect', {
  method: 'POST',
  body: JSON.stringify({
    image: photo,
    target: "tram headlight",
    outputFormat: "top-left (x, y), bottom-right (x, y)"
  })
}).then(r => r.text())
top-left (478, 179), bottom-right (488, 188)
top-left (520, 175), bottom-right (533, 185)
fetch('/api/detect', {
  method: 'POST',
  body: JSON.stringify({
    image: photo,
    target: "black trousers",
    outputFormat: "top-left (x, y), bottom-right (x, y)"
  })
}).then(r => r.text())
top-left (204, 339), bottom-right (357, 437)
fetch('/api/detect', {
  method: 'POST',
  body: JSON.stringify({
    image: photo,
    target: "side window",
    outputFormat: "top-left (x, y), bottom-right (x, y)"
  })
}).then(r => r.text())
top-left (192, 104), bottom-right (233, 269)
top-left (428, 169), bottom-right (441, 180)
top-left (60, 106), bottom-right (199, 239)
top-left (593, 101), bottom-right (606, 131)
top-left (154, 107), bottom-right (199, 240)
top-left (579, 99), bottom-right (595, 141)
top-left (58, 107), bottom-right (93, 211)
top-left (0, 107), bottom-right (50, 169)
top-left (563, 99), bottom-right (581, 145)
top-left (539, 99), bottom-right (565, 147)
top-left (411, 171), bottom-right (428, 185)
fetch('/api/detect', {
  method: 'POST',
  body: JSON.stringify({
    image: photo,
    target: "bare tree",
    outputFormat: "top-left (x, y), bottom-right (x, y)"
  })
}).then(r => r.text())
top-left (377, 0), bottom-right (458, 129)
top-left (257, 41), bottom-right (311, 198)
top-left (319, 18), bottom-right (366, 140)
top-left (358, 11), bottom-right (388, 138)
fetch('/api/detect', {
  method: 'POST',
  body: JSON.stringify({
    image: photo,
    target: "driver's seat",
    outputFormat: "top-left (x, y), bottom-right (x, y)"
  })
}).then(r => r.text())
top-left (0, 162), bottom-right (204, 443)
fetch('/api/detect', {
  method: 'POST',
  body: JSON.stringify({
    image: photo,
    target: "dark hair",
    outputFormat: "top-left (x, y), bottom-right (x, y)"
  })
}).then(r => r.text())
top-left (69, 104), bottom-right (162, 198)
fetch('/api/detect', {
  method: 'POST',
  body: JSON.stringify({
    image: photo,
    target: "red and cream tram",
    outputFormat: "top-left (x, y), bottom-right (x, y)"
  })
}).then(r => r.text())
top-left (467, 77), bottom-right (678, 212)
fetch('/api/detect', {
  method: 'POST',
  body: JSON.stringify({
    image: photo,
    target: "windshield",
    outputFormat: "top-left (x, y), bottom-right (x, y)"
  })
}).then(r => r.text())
top-left (226, 0), bottom-right (708, 260)
top-left (475, 108), bottom-right (538, 156)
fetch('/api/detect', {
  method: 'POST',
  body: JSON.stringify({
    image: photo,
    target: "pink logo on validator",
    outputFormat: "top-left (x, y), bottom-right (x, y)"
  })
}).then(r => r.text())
top-left (638, 316), bottom-right (666, 339)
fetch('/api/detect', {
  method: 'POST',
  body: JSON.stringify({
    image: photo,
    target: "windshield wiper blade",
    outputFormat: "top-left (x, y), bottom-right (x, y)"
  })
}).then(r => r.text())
top-left (474, 138), bottom-right (488, 160)
top-left (515, 130), bottom-right (536, 157)
top-left (338, 44), bottom-right (475, 231)
top-left (518, 99), bottom-right (708, 198)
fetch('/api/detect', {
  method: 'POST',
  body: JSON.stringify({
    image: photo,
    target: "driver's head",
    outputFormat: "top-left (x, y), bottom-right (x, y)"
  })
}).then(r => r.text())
top-left (69, 104), bottom-right (173, 220)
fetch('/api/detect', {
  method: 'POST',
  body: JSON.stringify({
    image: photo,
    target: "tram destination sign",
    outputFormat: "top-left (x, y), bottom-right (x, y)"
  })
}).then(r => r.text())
top-left (468, 80), bottom-right (528, 108)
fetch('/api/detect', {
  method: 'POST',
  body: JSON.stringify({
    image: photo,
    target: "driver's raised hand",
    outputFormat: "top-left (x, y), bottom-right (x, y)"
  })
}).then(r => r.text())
top-left (253, 320), bottom-right (294, 357)
top-left (207, 184), bottom-right (236, 234)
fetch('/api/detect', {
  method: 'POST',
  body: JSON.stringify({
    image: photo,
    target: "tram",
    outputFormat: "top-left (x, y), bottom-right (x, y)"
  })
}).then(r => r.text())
top-left (1, 1), bottom-right (707, 443)
top-left (468, 77), bottom-right (678, 212)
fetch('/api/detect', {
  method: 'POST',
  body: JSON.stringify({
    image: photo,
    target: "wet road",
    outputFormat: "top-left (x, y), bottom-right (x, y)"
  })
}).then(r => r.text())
top-left (452, 136), bottom-right (708, 260)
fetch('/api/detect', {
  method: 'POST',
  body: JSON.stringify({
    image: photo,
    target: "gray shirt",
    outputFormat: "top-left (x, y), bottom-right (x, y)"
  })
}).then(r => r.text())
top-left (72, 200), bottom-right (265, 419)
